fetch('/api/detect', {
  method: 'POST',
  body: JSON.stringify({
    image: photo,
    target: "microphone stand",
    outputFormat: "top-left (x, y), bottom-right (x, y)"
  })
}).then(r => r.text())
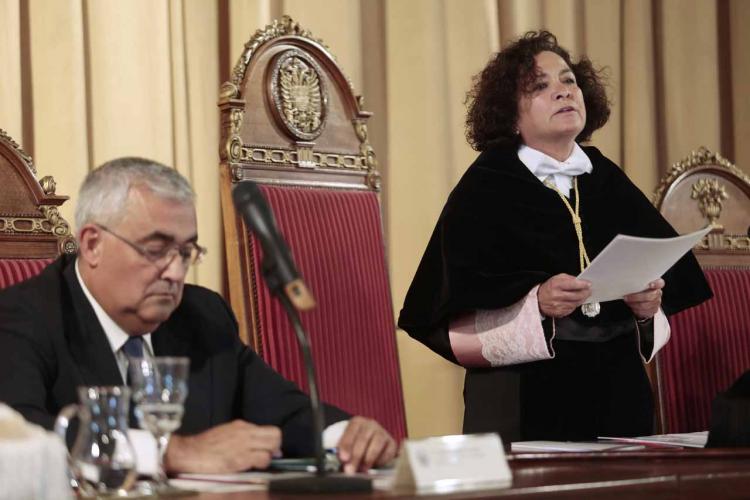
top-left (263, 260), bottom-right (372, 493)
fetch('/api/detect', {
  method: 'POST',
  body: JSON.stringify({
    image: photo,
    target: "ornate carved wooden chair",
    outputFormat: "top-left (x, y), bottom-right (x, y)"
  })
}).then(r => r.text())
top-left (218, 17), bottom-right (407, 441)
top-left (0, 130), bottom-right (76, 289)
top-left (653, 147), bottom-right (750, 433)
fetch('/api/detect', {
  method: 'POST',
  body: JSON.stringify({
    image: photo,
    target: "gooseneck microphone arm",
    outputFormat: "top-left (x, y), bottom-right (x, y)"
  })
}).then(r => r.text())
top-left (276, 291), bottom-right (326, 477)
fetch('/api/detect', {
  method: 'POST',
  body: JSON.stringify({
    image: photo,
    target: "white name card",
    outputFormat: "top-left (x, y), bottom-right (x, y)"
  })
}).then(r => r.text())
top-left (392, 433), bottom-right (512, 494)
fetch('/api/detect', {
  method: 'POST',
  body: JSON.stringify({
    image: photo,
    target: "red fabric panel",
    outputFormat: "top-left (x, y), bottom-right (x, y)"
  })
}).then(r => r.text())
top-left (659, 269), bottom-right (750, 433)
top-left (248, 185), bottom-right (407, 442)
top-left (0, 258), bottom-right (53, 289)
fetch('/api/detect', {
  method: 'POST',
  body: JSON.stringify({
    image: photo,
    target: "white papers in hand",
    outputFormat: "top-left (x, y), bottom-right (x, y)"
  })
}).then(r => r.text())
top-left (578, 226), bottom-right (711, 304)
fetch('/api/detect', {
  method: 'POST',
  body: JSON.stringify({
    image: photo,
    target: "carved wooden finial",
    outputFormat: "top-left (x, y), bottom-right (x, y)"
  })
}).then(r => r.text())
top-left (40, 175), bottom-right (57, 195)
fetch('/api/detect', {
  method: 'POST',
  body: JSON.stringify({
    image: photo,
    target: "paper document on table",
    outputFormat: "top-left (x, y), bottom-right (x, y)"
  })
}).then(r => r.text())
top-left (172, 472), bottom-right (274, 492)
top-left (578, 226), bottom-right (711, 304)
top-left (174, 469), bottom-right (395, 492)
top-left (598, 431), bottom-right (708, 449)
top-left (511, 441), bottom-right (645, 452)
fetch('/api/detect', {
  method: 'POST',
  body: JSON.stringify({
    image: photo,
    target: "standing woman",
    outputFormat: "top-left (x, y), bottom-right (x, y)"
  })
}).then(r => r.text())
top-left (398, 31), bottom-right (711, 443)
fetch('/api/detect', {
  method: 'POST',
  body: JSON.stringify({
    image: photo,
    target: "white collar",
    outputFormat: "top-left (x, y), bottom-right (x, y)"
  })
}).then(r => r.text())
top-left (74, 259), bottom-right (153, 356)
top-left (517, 143), bottom-right (593, 197)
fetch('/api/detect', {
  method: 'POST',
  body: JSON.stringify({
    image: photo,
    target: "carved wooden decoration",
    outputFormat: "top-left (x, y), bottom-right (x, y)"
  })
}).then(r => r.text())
top-left (270, 49), bottom-right (328, 141)
top-left (690, 178), bottom-right (728, 230)
top-left (653, 146), bottom-right (750, 267)
top-left (218, 15), bottom-right (380, 191)
top-left (0, 129), bottom-right (76, 258)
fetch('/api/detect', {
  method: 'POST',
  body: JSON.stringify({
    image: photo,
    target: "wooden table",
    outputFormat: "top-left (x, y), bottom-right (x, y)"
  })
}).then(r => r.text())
top-left (188, 448), bottom-right (750, 499)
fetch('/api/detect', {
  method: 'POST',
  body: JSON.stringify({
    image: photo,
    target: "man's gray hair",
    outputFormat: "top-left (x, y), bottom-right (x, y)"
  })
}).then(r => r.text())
top-left (75, 157), bottom-right (195, 233)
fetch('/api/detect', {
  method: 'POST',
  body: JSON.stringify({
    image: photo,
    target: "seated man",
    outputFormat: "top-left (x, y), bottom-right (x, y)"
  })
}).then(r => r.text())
top-left (0, 157), bottom-right (396, 474)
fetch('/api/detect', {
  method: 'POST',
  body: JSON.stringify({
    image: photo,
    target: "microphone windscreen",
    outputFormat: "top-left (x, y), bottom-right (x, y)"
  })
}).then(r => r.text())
top-left (232, 181), bottom-right (263, 211)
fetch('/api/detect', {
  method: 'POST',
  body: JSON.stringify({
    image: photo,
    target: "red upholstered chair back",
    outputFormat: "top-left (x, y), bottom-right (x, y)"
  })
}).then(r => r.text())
top-left (653, 147), bottom-right (750, 433)
top-left (0, 258), bottom-right (55, 289)
top-left (218, 17), bottom-right (407, 441)
top-left (0, 130), bottom-right (75, 288)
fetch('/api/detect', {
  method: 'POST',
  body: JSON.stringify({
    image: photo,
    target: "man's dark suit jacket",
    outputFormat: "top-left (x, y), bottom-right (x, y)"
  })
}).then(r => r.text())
top-left (0, 255), bottom-right (348, 456)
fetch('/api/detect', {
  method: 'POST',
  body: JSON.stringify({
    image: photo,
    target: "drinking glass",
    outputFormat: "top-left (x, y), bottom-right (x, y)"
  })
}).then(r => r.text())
top-left (128, 356), bottom-right (189, 494)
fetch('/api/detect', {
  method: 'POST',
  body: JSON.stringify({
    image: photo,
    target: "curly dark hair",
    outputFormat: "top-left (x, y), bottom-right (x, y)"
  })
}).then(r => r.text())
top-left (465, 31), bottom-right (610, 151)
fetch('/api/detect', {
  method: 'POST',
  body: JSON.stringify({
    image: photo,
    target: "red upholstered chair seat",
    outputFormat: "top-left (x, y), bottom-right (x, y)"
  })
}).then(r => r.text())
top-left (658, 269), bottom-right (750, 433)
top-left (0, 258), bottom-right (53, 289)
top-left (247, 185), bottom-right (407, 441)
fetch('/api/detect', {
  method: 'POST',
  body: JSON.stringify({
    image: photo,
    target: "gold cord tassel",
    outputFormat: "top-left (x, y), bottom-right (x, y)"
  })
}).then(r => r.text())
top-left (546, 177), bottom-right (600, 317)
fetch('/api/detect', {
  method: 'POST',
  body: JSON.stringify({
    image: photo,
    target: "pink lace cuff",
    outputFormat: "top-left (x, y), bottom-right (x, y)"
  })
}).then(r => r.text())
top-left (448, 286), bottom-right (554, 367)
top-left (637, 308), bottom-right (671, 363)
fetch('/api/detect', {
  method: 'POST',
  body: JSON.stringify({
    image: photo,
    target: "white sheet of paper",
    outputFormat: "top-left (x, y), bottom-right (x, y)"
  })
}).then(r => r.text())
top-left (598, 431), bottom-right (708, 449)
top-left (169, 478), bottom-right (265, 493)
top-left (174, 470), bottom-right (395, 492)
top-left (511, 441), bottom-right (645, 452)
top-left (577, 226), bottom-right (711, 303)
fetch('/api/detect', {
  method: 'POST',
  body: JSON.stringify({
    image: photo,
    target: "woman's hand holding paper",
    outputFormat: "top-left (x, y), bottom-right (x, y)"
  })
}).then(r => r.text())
top-left (538, 274), bottom-right (592, 318)
top-left (623, 279), bottom-right (664, 320)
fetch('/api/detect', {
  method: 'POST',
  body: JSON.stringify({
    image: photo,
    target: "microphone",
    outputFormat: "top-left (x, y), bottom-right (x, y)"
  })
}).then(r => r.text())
top-left (232, 182), bottom-right (315, 311)
top-left (231, 181), bottom-right (372, 493)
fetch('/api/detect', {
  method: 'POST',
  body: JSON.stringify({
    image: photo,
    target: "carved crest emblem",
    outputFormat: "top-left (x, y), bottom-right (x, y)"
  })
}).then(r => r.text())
top-left (691, 178), bottom-right (729, 229)
top-left (269, 49), bottom-right (328, 140)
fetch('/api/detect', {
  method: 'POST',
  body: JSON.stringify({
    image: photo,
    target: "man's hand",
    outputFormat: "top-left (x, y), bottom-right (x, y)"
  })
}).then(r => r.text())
top-left (336, 416), bottom-right (397, 474)
top-left (538, 274), bottom-right (592, 318)
top-left (164, 420), bottom-right (281, 474)
top-left (623, 279), bottom-right (664, 320)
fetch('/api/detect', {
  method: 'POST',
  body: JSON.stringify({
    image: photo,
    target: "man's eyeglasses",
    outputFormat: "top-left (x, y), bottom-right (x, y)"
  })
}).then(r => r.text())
top-left (96, 224), bottom-right (207, 269)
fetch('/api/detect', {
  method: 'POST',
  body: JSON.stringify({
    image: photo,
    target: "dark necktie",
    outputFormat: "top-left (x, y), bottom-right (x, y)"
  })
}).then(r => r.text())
top-left (121, 336), bottom-right (144, 385)
top-left (121, 335), bottom-right (144, 359)
top-left (121, 336), bottom-right (144, 428)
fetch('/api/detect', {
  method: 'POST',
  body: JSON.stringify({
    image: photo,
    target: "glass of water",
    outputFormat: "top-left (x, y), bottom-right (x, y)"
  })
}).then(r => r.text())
top-left (129, 356), bottom-right (189, 492)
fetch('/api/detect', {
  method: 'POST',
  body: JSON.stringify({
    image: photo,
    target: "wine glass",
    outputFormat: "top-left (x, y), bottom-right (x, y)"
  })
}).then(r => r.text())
top-left (129, 356), bottom-right (189, 494)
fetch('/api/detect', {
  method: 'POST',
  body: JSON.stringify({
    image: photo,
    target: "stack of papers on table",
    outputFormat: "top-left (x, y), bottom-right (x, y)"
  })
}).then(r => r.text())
top-left (172, 469), bottom-right (396, 493)
top-left (171, 472), bottom-right (273, 493)
top-left (511, 441), bottom-right (645, 452)
top-left (511, 431), bottom-right (708, 453)
top-left (598, 431), bottom-right (708, 449)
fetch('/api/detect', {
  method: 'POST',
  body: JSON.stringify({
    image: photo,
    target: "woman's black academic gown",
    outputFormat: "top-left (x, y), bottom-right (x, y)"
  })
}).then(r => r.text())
top-left (398, 143), bottom-right (712, 443)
